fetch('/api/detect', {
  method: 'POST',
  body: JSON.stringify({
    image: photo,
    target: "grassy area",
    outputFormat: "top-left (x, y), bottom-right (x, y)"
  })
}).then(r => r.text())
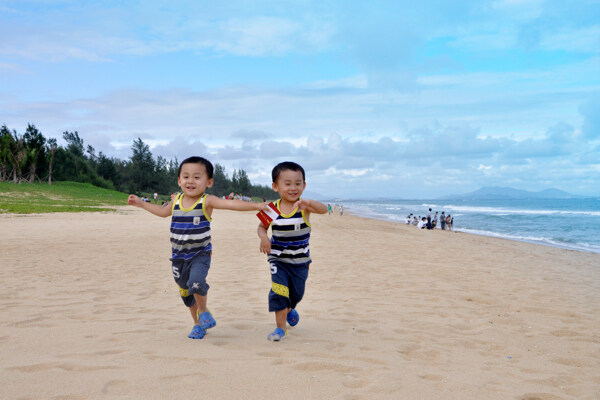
top-left (0, 181), bottom-right (129, 214)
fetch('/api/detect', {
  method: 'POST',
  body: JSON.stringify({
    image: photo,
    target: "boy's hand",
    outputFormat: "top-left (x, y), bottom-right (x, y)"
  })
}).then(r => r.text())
top-left (294, 198), bottom-right (328, 214)
top-left (257, 223), bottom-right (271, 254)
top-left (259, 236), bottom-right (271, 254)
top-left (294, 198), bottom-right (310, 211)
top-left (128, 194), bottom-right (142, 207)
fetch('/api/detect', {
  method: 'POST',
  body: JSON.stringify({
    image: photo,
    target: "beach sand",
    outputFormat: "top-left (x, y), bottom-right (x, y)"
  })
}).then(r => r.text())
top-left (1, 208), bottom-right (599, 400)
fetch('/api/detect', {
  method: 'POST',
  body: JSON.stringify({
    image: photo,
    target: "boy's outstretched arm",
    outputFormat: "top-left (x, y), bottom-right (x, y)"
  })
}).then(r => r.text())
top-left (128, 194), bottom-right (172, 218)
top-left (205, 195), bottom-right (269, 213)
top-left (257, 223), bottom-right (271, 254)
top-left (294, 198), bottom-right (328, 215)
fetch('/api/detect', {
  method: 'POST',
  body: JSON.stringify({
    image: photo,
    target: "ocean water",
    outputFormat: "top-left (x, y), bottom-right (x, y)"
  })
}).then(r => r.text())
top-left (337, 198), bottom-right (600, 254)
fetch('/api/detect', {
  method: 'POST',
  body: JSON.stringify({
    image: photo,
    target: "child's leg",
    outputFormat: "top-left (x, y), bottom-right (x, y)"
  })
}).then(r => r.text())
top-left (193, 293), bottom-right (216, 329)
top-left (186, 254), bottom-right (215, 329)
top-left (275, 308), bottom-right (291, 331)
top-left (188, 302), bottom-right (199, 323)
top-left (193, 293), bottom-right (208, 316)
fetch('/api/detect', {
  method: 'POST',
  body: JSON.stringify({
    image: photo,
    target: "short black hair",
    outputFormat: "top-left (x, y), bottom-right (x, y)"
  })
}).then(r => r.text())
top-left (272, 161), bottom-right (305, 182)
top-left (178, 156), bottom-right (214, 179)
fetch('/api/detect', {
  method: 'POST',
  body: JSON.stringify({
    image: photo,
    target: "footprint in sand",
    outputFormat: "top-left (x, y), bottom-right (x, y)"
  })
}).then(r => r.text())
top-left (101, 379), bottom-right (131, 395)
top-left (292, 361), bottom-right (359, 373)
top-left (550, 329), bottom-right (579, 337)
top-left (231, 323), bottom-right (253, 330)
top-left (519, 394), bottom-right (565, 400)
top-left (419, 374), bottom-right (444, 381)
top-left (552, 357), bottom-right (592, 367)
top-left (341, 374), bottom-right (368, 388)
top-left (10, 362), bottom-right (119, 372)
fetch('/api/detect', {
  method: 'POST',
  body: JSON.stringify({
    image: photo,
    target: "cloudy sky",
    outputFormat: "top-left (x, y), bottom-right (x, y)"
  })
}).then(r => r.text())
top-left (1, 0), bottom-right (599, 198)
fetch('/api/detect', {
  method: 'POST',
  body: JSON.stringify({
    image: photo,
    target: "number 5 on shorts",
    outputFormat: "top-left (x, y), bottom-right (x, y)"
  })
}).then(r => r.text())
top-left (270, 263), bottom-right (277, 274)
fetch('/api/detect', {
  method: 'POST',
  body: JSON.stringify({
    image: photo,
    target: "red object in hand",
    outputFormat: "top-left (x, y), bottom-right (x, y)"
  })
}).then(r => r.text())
top-left (257, 202), bottom-right (280, 226)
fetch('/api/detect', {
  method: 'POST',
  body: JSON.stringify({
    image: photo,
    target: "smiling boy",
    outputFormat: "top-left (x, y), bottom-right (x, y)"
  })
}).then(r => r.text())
top-left (128, 156), bottom-right (267, 339)
top-left (257, 161), bottom-right (328, 341)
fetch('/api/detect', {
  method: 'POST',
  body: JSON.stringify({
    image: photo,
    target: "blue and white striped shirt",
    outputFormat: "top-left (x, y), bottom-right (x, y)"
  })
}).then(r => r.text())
top-left (170, 193), bottom-right (212, 261)
top-left (268, 199), bottom-right (311, 265)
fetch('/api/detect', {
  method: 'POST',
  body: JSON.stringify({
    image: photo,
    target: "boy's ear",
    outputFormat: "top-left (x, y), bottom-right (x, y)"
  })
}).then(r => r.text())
top-left (207, 178), bottom-right (214, 188)
top-left (271, 182), bottom-right (279, 192)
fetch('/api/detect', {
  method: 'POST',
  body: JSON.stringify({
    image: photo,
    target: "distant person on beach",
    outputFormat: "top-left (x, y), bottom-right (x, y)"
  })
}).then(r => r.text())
top-left (153, 192), bottom-right (158, 204)
top-left (406, 213), bottom-right (413, 224)
top-left (440, 211), bottom-right (446, 230)
top-left (340, 204), bottom-right (344, 216)
top-left (417, 217), bottom-right (427, 229)
top-left (257, 161), bottom-right (328, 342)
top-left (433, 212), bottom-right (439, 228)
top-left (328, 204), bottom-right (332, 215)
top-left (446, 214), bottom-right (452, 231)
top-left (128, 156), bottom-right (267, 340)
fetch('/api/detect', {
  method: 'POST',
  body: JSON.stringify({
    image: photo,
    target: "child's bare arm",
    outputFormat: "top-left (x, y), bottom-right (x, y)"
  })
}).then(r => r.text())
top-left (257, 223), bottom-right (271, 254)
top-left (294, 198), bottom-right (328, 215)
top-left (205, 195), bottom-right (268, 213)
top-left (128, 194), bottom-right (172, 218)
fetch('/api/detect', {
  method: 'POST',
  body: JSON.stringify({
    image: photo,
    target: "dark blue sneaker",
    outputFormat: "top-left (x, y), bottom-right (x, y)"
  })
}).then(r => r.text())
top-left (286, 309), bottom-right (299, 327)
top-left (188, 325), bottom-right (206, 339)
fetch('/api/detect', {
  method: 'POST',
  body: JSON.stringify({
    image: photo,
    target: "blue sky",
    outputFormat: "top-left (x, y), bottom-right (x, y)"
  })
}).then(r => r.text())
top-left (1, 0), bottom-right (599, 198)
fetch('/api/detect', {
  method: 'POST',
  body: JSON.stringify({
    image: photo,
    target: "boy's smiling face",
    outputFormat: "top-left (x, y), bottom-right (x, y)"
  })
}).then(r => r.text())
top-left (272, 169), bottom-right (306, 204)
top-left (177, 162), bottom-right (213, 199)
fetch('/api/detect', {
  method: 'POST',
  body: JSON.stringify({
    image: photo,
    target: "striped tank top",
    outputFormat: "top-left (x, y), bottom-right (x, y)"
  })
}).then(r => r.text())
top-left (170, 193), bottom-right (212, 261)
top-left (268, 199), bottom-right (311, 265)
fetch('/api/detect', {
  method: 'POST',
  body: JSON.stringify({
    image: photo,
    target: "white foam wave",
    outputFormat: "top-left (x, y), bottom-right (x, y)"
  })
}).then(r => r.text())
top-left (456, 228), bottom-right (600, 254)
top-left (438, 205), bottom-right (600, 217)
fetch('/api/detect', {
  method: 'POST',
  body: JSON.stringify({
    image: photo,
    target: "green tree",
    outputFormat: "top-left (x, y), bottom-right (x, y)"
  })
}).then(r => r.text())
top-left (23, 124), bottom-right (46, 183)
top-left (210, 164), bottom-right (231, 196)
top-left (63, 131), bottom-right (85, 158)
top-left (46, 138), bottom-right (57, 185)
top-left (234, 169), bottom-right (251, 195)
top-left (12, 135), bottom-right (27, 183)
top-left (128, 138), bottom-right (156, 193)
top-left (0, 125), bottom-right (16, 181)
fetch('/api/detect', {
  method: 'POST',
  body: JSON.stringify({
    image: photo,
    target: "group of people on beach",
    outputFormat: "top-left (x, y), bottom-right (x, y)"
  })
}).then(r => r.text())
top-left (128, 157), bottom-right (327, 342)
top-left (327, 203), bottom-right (343, 216)
top-left (406, 208), bottom-right (454, 231)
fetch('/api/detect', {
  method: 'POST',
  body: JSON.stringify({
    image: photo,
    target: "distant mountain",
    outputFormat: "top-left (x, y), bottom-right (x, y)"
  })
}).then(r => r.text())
top-left (440, 186), bottom-right (583, 200)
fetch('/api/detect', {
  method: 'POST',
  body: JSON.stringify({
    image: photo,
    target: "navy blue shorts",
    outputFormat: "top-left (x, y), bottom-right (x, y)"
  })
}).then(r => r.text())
top-left (268, 260), bottom-right (309, 312)
top-left (171, 252), bottom-right (211, 307)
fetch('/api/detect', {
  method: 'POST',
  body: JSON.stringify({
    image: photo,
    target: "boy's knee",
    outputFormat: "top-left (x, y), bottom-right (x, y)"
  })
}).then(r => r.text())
top-left (178, 286), bottom-right (196, 307)
top-left (188, 280), bottom-right (209, 296)
top-left (268, 289), bottom-right (290, 312)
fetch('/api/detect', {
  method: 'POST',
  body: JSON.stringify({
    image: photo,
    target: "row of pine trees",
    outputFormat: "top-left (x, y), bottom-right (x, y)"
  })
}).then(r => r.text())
top-left (0, 124), bottom-right (276, 198)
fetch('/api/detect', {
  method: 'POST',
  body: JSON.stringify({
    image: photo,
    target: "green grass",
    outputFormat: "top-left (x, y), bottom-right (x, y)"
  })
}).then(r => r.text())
top-left (0, 181), bottom-right (129, 214)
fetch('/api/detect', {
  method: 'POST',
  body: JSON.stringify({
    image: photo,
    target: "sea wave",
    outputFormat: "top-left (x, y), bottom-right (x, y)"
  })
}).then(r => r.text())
top-left (343, 200), bottom-right (600, 254)
top-left (423, 204), bottom-right (600, 217)
top-left (455, 228), bottom-right (600, 254)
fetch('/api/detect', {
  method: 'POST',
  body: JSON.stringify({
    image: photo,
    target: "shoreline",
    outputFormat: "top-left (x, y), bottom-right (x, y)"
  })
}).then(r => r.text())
top-left (342, 206), bottom-right (600, 255)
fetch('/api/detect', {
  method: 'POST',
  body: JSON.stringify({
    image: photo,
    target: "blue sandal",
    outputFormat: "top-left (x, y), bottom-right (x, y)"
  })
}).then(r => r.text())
top-left (188, 325), bottom-right (206, 339)
top-left (267, 327), bottom-right (286, 341)
top-left (198, 311), bottom-right (216, 330)
top-left (287, 309), bottom-right (299, 326)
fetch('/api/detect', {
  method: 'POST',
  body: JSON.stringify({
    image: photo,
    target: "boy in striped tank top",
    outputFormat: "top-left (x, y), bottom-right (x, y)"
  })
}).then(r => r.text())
top-left (128, 156), bottom-right (268, 339)
top-left (257, 161), bottom-right (328, 341)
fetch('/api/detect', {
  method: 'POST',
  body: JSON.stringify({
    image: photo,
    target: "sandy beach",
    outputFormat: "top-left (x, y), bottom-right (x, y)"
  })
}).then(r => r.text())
top-left (1, 208), bottom-right (599, 400)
